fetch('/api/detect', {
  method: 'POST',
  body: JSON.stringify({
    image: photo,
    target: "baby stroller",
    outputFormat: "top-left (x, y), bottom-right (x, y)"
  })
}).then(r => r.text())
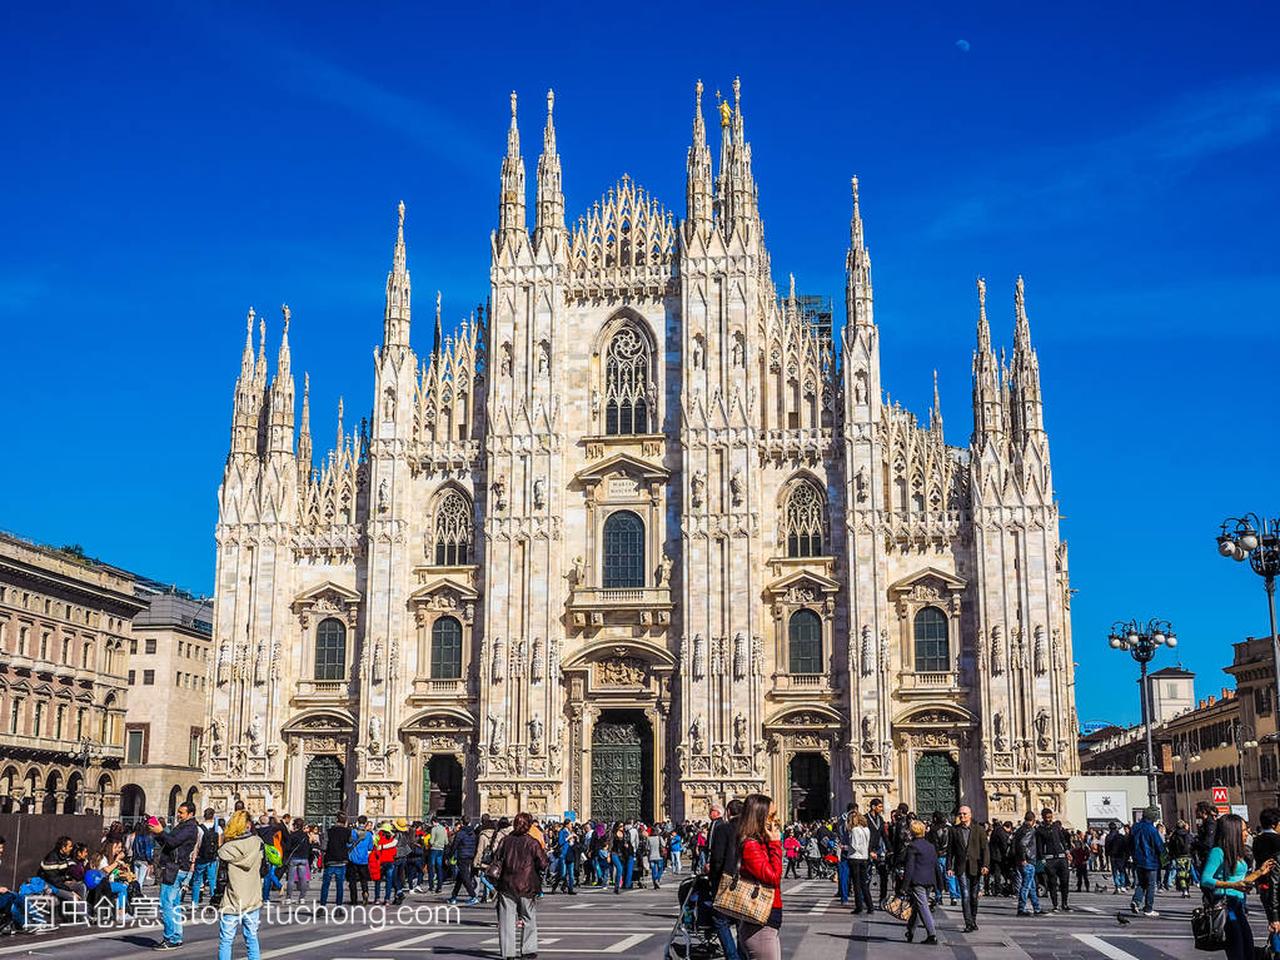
top-left (665, 875), bottom-right (723, 959)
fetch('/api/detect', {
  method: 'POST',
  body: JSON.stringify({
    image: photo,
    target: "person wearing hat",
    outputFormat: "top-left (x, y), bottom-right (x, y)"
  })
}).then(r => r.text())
top-left (392, 818), bottom-right (412, 903)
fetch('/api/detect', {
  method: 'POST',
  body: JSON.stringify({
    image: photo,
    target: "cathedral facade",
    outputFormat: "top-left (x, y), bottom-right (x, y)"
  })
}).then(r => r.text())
top-left (204, 81), bottom-right (1078, 824)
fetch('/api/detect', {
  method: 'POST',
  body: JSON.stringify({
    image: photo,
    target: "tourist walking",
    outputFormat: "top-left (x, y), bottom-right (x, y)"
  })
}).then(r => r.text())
top-left (347, 817), bottom-right (373, 904)
top-left (736, 793), bottom-right (783, 960)
top-left (1035, 808), bottom-right (1072, 912)
top-left (1167, 818), bottom-right (1194, 897)
top-left (283, 818), bottom-right (313, 903)
top-left (947, 805), bottom-right (989, 932)
top-left (903, 819), bottom-right (939, 945)
top-left (447, 816), bottom-right (479, 905)
top-left (217, 810), bottom-right (264, 960)
top-left (849, 813), bottom-right (873, 914)
top-left (1128, 809), bottom-right (1165, 917)
top-left (489, 812), bottom-right (549, 960)
top-left (866, 799), bottom-right (890, 905)
top-left (1012, 812), bottom-right (1043, 916)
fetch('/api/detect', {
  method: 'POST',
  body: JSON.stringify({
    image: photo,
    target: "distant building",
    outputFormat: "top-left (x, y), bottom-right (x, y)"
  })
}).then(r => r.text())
top-left (1146, 665), bottom-right (1196, 725)
top-left (1225, 635), bottom-right (1280, 816)
top-left (0, 530), bottom-right (210, 820)
top-left (124, 590), bottom-right (213, 822)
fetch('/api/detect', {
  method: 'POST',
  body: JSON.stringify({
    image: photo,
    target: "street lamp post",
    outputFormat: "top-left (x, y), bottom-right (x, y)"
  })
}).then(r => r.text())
top-left (74, 735), bottom-right (100, 814)
top-left (1110, 618), bottom-right (1178, 813)
top-left (1232, 721), bottom-right (1259, 809)
top-left (1171, 737), bottom-right (1202, 821)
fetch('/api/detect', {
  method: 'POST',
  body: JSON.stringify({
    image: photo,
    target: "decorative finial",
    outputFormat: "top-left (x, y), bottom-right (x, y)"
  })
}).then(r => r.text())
top-left (733, 76), bottom-right (741, 109)
top-left (510, 90), bottom-right (518, 119)
top-left (788, 272), bottom-right (796, 302)
top-left (281, 304), bottom-right (290, 333)
top-left (436, 290), bottom-right (442, 317)
top-left (695, 79), bottom-right (703, 103)
top-left (1016, 274), bottom-right (1026, 305)
top-left (246, 306), bottom-right (255, 332)
top-left (397, 200), bottom-right (405, 229)
top-left (304, 371), bottom-right (310, 396)
top-left (258, 314), bottom-right (266, 351)
top-left (851, 175), bottom-right (860, 205)
top-left (546, 89), bottom-right (554, 116)
top-left (977, 276), bottom-right (986, 307)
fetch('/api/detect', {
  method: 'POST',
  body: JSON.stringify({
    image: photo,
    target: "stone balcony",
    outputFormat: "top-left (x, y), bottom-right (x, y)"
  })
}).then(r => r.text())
top-left (293, 678), bottom-right (351, 706)
top-left (409, 676), bottom-right (470, 704)
top-left (771, 671), bottom-right (837, 699)
top-left (567, 585), bottom-right (673, 635)
top-left (897, 669), bottom-right (966, 697)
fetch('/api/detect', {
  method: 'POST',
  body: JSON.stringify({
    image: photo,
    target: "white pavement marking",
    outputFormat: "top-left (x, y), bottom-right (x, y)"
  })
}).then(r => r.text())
top-left (1075, 905), bottom-right (1102, 913)
top-left (261, 927), bottom-right (398, 958)
top-left (0, 925), bottom-right (159, 956)
top-left (374, 930), bottom-right (451, 949)
top-left (807, 897), bottom-right (832, 914)
top-left (1073, 934), bottom-right (1144, 960)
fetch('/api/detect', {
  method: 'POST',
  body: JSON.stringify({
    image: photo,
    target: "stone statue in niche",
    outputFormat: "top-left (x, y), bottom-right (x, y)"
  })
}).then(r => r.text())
top-left (860, 626), bottom-right (874, 677)
top-left (488, 710), bottom-right (505, 754)
top-left (1035, 708), bottom-right (1050, 749)
top-left (209, 718), bottom-right (223, 757)
top-left (692, 336), bottom-right (705, 369)
top-left (383, 389), bottom-right (395, 422)
top-left (492, 474), bottom-right (507, 512)
top-left (500, 342), bottom-right (513, 376)
top-left (247, 714), bottom-right (263, 756)
top-left (1033, 626), bottom-right (1047, 676)
top-left (368, 715), bottom-right (383, 752)
top-left (533, 477), bottom-right (546, 510)
top-left (992, 710), bottom-right (1008, 752)
top-left (860, 714), bottom-right (876, 754)
top-left (216, 641), bottom-right (229, 685)
top-left (991, 627), bottom-right (1004, 676)
top-left (691, 470), bottom-right (706, 508)
top-left (733, 713), bottom-right (747, 753)
top-left (528, 716), bottom-right (544, 754)
top-left (377, 478), bottom-right (389, 514)
top-left (690, 716), bottom-right (706, 754)
top-left (732, 632), bottom-right (747, 681)
top-left (530, 638), bottom-right (544, 684)
top-left (731, 334), bottom-right (744, 367)
top-left (590, 389), bottom-right (601, 420)
top-left (491, 638), bottom-right (505, 683)
top-left (656, 552), bottom-right (673, 587)
top-left (565, 555), bottom-right (585, 588)
top-left (692, 633), bottom-right (706, 680)
top-left (537, 340), bottom-right (550, 375)
top-left (729, 470), bottom-right (744, 507)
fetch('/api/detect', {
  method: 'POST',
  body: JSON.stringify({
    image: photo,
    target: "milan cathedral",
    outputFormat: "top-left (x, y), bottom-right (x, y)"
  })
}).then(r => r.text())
top-left (204, 80), bottom-right (1079, 824)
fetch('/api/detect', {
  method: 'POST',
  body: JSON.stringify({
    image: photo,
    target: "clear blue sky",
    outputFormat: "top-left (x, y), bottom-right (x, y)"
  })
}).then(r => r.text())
top-left (2, 3), bottom-right (1277, 725)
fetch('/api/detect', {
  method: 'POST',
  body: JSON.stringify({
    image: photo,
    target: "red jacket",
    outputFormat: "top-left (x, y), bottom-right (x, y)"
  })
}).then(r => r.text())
top-left (740, 838), bottom-right (784, 909)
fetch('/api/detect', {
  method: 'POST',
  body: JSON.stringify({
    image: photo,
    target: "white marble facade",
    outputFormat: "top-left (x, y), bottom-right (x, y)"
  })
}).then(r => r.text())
top-left (204, 82), bottom-right (1078, 824)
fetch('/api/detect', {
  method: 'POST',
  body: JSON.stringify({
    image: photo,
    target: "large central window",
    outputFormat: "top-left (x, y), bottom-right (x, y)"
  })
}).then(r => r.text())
top-left (315, 618), bottom-right (347, 681)
top-left (603, 510), bottom-right (645, 588)
top-left (604, 326), bottom-right (651, 435)
top-left (788, 609), bottom-right (823, 675)
top-left (430, 617), bottom-right (463, 680)
top-left (913, 607), bottom-right (950, 673)
top-left (782, 481), bottom-right (825, 557)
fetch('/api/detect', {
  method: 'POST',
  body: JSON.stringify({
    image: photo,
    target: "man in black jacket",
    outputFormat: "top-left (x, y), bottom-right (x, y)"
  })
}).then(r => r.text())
top-left (1191, 801), bottom-right (1217, 874)
top-left (947, 805), bottom-right (990, 932)
top-left (987, 821), bottom-right (1012, 896)
top-left (448, 816), bottom-right (479, 904)
top-left (1034, 808), bottom-right (1071, 912)
top-left (1012, 812), bottom-right (1044, 916)
top-left (151, 803), bottom-right (199, 949)
top-left (321, 813), bottom-right (351, 906)
top-left (706, 799), bottom-right (743, 960)
top-left (866, 799), bottom-right (890, 906)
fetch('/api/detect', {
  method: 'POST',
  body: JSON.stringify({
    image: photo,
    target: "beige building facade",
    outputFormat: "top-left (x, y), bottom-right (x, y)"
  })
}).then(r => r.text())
top-left (0, 533), bottom-right (133, 815)
top-left (205, 82), bottom-right (1079, 824)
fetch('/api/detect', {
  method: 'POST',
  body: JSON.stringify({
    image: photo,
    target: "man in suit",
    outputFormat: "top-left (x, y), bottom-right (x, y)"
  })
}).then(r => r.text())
top-left (947, 805), bottom-right (990, 932)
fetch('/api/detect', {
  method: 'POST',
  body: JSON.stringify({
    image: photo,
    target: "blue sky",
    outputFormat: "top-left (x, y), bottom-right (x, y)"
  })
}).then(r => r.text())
top-left (2, 2), bottom-right (1278, 725)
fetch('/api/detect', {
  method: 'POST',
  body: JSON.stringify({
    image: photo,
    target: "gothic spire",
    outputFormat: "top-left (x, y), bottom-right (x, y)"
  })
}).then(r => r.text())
top-left (716, 77), bottom-right (759, 236)
top-left (335, 395), bottom-right (345, 457)
top-left (534, 89), bottom-right (564, 244)
top-left (497, 91), bottom-right (527, 241)
top-left (930, 369), bottom-right (943, 435)
top-left (254, 311), bottom-right (268, 385)
top-left (1009, 275), bottom-right (1045, 442)
top-left (685, 79), bottom-right (713, 233)
top-left (298, 371), bottom-right (312, 473)
top-left (240, 307), bottom-right (255, 380)
top-left (432, 290), bottom-right (443, 359)
top-left (845, 176), bottom-right (874, 329)
top-left (383, 200), bottom-right (411, 350)
top-left (229, 307), bottom-right (264, 460)
top-left (266, 305), bottom-right (296, 456)
top-left (971, 276), bottom-right (1003, 445)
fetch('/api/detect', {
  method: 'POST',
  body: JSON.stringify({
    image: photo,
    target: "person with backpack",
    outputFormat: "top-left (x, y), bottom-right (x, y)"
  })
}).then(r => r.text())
top-left (346, 817), bottom-right (373, 905)
top-left (1012, 811), bottom-right (1044, 917)
top-left (190, 808), bottom-right (222, 906)
top-left (447, 816), bottom-right (479, 905)
top-left (216, 810), bottom-right (264, 960)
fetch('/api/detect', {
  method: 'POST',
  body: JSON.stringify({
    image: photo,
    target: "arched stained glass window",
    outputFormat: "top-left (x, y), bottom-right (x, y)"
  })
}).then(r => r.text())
top-left (433, 491), bottom-right (473, 566)
top-left (783, 481), bottom-right (825, 557)
top-left (913, 607), bottom-right (949, 673)
top-left (431, 617), bottom-right (463, 680)
top-left (604, 326), bottom-right (651, 435)
top-left (602, 511), bottom-right (645, 588)
top-left (315, 618), bottom-right (346, 681)
top-left (789, 609), bottom-right (822, 675)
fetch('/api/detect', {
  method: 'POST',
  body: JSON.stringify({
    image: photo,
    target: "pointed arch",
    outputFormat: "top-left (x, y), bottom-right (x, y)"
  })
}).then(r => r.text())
top-left (430, 484), bottom-right (474, 566)
top-left (594, 311), bottom-right (657, 436)
top-left (779, 474), bottom-right (828, 558)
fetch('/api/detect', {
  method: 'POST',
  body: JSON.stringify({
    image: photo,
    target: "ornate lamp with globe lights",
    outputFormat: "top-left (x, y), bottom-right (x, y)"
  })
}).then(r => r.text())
top-left (1109, 618), bottom-right (1177, 812)
top-left (1218, 514), bottom-right (1280, 732)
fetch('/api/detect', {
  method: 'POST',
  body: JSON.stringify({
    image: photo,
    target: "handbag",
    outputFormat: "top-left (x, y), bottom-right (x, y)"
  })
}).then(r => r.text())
top-left (1191, 891), bottom-right (1228, 951)
top-left (883, 895), bottom-right (913, 922)
top-left (714, 871), bottom-right (773, 925)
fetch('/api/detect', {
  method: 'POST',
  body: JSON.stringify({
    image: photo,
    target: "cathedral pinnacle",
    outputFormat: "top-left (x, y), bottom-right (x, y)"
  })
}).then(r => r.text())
top-left (498, 90), bottom-right (527, 240)
top-left (298, 370), bottom-right (312, 472)
top-left (534, 88), bottom-right (564, 243)
top-left (686, 79), bottom-right (714, 233)
top-left (383, 201), bottom-right (411, 349)
top-left (931, 369), bottom-right (943, 435)
top-left (845, 175), bottom-right (874, 329)
top-left (433, 290), bottom-right (443, 359)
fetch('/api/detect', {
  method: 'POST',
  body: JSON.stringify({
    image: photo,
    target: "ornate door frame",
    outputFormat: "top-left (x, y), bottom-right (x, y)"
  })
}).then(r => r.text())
top-left (893, 706), bottom-right (974, 813)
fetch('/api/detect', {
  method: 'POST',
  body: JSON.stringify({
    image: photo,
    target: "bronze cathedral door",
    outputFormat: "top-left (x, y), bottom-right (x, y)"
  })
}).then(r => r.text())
top-left (590, 711), bottom-right (652, 822)
top-left (913, 752), bottom-right (958, 819)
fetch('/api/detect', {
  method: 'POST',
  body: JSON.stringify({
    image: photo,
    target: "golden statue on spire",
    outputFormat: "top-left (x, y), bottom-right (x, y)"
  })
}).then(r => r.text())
top-left (717, 92), bottom-right (731, 128)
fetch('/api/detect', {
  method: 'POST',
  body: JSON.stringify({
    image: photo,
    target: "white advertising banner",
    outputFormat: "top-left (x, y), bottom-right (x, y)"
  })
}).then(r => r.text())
top-left (1085, 790), bottom-right (1128, 821)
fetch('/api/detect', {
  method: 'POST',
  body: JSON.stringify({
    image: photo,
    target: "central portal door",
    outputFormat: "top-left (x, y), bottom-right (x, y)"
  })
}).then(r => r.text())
top-left (303, 755), bottom-right (345, 822)
top-left (913, 751), bottom-right (959, 819)
top-left (590, 710), bottom-right (653, 823)
top-left (788, 753), bottom-right (831, 821)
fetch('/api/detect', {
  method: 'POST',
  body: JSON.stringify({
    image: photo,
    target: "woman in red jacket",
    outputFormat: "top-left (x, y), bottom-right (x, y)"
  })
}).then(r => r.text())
top-left (738, 793), bottom-right (783, 960)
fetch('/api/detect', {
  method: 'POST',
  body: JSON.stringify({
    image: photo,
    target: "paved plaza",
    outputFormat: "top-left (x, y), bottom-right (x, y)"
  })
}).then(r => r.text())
top-left (0, 878), bottom-right (1208, 960)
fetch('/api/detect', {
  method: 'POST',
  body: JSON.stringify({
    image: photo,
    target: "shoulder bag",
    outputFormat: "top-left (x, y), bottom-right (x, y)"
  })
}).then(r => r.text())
top-left (713, 845), bottom-right (773, 926)
top-left (1191, 890), bottom-right (1227, 951)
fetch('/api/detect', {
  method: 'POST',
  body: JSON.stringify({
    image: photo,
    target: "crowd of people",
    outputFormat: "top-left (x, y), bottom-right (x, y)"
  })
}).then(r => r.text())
top-left (6, 794), bottom-right (1280, 960)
